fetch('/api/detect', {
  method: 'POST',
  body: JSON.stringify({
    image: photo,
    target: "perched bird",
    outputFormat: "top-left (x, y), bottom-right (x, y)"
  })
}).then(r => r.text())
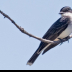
top-left (27, 6), bottom-right (72, 66)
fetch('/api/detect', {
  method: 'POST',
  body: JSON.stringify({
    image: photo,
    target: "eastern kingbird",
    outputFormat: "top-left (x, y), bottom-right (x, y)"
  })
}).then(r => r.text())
top-left (27, 6), bottom-right (72, 66)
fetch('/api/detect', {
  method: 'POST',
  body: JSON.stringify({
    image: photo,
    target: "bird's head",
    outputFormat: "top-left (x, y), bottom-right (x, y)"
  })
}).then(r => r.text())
top-left (59, 6), bottom-right (72, 17)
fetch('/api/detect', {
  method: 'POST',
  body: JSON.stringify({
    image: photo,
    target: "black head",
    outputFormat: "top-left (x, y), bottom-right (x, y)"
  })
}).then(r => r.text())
top-left (59, 6), bottom-right (72, 14)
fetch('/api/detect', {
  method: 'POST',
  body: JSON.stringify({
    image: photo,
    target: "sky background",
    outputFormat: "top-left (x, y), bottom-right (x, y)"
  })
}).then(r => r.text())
top-left (0, 0), bottom-right (72, 70)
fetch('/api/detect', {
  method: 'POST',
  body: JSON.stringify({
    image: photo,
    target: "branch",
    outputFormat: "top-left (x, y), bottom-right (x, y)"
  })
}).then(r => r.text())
top-left (0, 10), bottom-right (54, 43)
top-left (0, 10), bottom-right (72, 50)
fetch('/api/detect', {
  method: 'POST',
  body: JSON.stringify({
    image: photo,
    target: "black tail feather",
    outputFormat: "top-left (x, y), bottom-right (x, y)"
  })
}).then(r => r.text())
top-left (27, 51), bottom-right (40, 66)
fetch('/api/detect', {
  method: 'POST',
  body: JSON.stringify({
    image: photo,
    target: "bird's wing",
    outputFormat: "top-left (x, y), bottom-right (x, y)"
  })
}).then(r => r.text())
top-left (37, 16), bottom-right (70, 54)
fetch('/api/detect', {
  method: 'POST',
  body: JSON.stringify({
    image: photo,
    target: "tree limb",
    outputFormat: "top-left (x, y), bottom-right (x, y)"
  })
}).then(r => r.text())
top-left (0, 10), bottom-right (72, 50)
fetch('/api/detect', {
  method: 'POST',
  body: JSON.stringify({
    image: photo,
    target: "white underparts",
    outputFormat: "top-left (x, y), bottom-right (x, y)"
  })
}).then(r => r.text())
top-left (54, 12), bottom-right (72, 41)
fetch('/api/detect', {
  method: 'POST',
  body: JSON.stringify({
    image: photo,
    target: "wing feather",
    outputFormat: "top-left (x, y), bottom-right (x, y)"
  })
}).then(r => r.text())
top-left (37, 16), bottom-right (70, 54)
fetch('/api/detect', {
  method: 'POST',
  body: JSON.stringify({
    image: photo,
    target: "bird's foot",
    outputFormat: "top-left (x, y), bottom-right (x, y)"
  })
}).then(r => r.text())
top-left (58, 38), bottom-right (64, 45)
top-left (63, 36), bottom-right (70, 43)
top-left (58, 36), bottom-right (70, 45)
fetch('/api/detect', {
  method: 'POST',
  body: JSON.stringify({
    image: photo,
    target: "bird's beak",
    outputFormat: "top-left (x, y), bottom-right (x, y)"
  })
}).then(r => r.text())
top-left (59, 12), bottom-right (64, 14)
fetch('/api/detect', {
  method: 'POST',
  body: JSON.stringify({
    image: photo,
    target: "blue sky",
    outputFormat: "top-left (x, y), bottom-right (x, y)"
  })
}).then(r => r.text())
top-left (0, 0), bottom-right (72, 70)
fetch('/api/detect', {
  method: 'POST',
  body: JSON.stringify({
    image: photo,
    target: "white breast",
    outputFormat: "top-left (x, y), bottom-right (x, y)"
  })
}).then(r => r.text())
top-left (54, 12), bottom-right (72, 41)
top-left (57, 23), bottom-right (72, 39)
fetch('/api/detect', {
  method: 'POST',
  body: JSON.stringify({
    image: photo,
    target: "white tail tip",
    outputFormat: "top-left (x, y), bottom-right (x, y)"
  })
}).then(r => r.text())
top-left (27, 62), bottom-right (33, 66)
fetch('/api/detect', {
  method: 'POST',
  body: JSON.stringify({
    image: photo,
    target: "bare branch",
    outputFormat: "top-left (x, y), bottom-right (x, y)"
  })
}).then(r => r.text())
top-left (0, 10), bottom-right (72, 48)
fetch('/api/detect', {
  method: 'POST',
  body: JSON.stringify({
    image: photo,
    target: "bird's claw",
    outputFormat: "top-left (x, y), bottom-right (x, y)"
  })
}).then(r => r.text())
top-left (58, 38), bottom-right (64, 45)
top-left (58, 36), bottom-right (69, 45)
top-left (64, 36), bottom-right (70, 43)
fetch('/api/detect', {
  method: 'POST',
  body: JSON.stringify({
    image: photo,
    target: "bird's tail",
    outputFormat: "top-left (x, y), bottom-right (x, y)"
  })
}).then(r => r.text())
top-left (27, 49), bottom-right (40, 66)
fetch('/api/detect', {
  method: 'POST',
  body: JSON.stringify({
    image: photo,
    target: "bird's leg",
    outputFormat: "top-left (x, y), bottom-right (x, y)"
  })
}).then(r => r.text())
top-left (58, 38), bottom-right (64, 45)
top-left (63, 36), bottom-right (70, 43)
top-left (58, 36), bottom-right (70, 45)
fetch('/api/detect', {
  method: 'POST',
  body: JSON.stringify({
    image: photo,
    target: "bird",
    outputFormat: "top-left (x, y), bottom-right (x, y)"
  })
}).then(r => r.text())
top-left (27, 6), bottom-right (72, 66)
